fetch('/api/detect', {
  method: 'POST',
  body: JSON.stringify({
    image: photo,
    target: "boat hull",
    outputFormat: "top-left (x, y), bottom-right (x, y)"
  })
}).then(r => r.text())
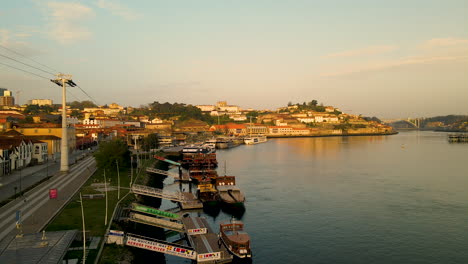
top-left (220, 235), bottom-right (252, 259)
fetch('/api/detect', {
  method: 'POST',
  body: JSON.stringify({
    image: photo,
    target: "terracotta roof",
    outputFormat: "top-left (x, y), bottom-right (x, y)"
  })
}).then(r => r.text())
top-left (17, 123), bottom-right (61, 128)
top-left (0, 138), bottom-right (25, 149)
top-left (1, 130), bottom-right (24, 136)
top-left (24, 135), bottom-right (61, 140)
top-left (225, 124), bottom-right (246, 129)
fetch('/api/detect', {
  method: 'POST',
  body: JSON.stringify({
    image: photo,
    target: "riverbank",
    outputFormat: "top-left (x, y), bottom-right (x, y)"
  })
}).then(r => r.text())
top-left (267, 131), bottom-right (398, 138)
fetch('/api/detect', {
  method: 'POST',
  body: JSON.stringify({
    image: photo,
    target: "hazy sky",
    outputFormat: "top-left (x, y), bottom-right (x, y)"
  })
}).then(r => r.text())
top-left (1, 0), bottom-right (467, 118)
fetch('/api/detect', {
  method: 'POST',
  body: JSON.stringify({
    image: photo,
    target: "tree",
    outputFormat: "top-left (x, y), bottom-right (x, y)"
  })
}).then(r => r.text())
top-left (311, 100), bottom-right (318, 106)
top-left (70, 110), bottom-right (83, 118)
top-left (142, 133), bottom-right (159, 151)
top-left (24, 104), bottom-right (41, 115)
top-left (94, 139), bottom-right (131, 169)
top-left (68, 100), bottom-right (97, 110)
top-left (19, 116), bottom-right (34, 124)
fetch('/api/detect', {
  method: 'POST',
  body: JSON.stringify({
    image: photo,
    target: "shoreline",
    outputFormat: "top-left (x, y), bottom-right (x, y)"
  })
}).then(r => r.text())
top-left (266, 131), bottom-right (398, 138)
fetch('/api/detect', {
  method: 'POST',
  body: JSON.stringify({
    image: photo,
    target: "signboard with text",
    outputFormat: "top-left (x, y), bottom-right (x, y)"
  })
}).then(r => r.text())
top-left (107, 230), bottom-right (124, 245)
top-left (132, 204), bottom-right (180, 219)
top-left (49, 189), bottom-right (58, 199)
top-left (126, 236), bottom-right (196, 260)
top-left (197, 252), bottom-right (221, 261)
top-left (187, 228), bottom-right (207, 235)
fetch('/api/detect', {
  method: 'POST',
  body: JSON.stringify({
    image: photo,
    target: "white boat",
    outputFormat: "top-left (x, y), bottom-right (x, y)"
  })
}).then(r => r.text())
top-left (203, 138), bottom-right (217, 149)
top-left (244, 135), bottom-right (267, 145)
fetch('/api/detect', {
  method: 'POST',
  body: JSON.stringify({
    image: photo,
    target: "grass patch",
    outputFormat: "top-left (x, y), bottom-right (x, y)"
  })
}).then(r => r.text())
top-left (46, 165), bottom-right (132, 263)
top-left (46, 151), bottom-right (168, 263)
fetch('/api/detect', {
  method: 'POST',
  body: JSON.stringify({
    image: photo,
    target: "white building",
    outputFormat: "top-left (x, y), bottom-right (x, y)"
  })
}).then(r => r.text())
top-left (218, 105), bottom-right (240, 113)
top-left (83, 119), bottom-right (103, 127)
top-left (67, 117), bottom-right (80, 126)
top-left (28, 99), bottom-right (53, 106)
top-left (323, 116), bottom-right (339, 123)
top-left (196, 105), bottom-right (216, 112)
top-left (32, 140), bottom-right (48, 164)
top-left (297, 117), bottom-right (316, 123)
top-left (313, 115), bottom-right (324, 123)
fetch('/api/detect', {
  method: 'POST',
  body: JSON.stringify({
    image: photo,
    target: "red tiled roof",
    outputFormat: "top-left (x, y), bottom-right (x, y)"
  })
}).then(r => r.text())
top-left (225, 124), bottom-right (246, 129)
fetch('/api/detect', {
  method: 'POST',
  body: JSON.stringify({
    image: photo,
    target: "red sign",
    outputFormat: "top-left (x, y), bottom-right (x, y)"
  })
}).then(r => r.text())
top-left (49, 189), bottom-right (58, 199)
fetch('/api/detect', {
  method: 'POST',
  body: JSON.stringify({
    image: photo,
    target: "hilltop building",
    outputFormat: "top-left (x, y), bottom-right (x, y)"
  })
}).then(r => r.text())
top-left (28, 99), bottom-right (53, 106)
top-left (0, 89), bottom-right (15, 107)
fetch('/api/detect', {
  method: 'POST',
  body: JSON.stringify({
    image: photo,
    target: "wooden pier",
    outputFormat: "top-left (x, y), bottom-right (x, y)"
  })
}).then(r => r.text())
top-left (180, 192), bottom-right (203, 209)
top-left (181, 217), bottom-right (233, 263)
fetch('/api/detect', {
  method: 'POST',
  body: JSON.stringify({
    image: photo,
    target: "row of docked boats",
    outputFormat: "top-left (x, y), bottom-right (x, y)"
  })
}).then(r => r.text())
top-left (203, 135), bottom-right (267, 149)
top-left (179, 144), bottom-right (246, 208)
top-left (180, 144), bottom-right (252, 259)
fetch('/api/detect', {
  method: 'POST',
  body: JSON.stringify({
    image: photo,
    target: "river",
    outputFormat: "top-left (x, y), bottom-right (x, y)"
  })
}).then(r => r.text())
top-left (163, 131), bottom-right (468, 263)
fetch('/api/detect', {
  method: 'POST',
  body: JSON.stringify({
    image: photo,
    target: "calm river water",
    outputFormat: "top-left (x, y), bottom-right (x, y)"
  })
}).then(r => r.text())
top-left (164, 131), bottom-right (468, 264)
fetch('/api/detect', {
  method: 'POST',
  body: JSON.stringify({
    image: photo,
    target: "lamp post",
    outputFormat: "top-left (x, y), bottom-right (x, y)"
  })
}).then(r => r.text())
top-left (104, 169), bottom-right (108, 226)
top-left (79, 192), bottom-right (86, 264)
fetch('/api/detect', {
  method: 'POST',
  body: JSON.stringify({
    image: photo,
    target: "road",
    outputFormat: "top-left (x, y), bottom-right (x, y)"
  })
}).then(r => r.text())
top-left (0, 148), bottom-right (94, 202)
top-left (0, 155), bottom-right (96, 243)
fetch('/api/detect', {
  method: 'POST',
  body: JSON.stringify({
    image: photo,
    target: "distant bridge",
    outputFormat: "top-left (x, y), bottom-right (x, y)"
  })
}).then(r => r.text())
top-left (384, 118), bottom-right (422, 129)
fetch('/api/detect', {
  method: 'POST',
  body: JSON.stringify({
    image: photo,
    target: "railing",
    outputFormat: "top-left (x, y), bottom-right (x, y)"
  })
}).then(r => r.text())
top-left (131, 184), bottom-right (185, 202)
top-left (129, 213), bottom-right (184, 232)
top-left (146, 167), bottom-right (178, 177)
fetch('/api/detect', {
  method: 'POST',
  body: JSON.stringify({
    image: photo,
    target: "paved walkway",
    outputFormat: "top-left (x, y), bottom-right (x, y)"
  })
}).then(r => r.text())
top-left (0, 155), bottom-right (97, 243)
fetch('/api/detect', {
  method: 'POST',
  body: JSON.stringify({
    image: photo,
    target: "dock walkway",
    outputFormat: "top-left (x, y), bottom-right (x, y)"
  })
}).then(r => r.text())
top-left (181, 217), bottom-right (232, 263)
top-left (131, 184), bottom-right (185, 202)
top-left (180, 192), bottom-right (203, 209)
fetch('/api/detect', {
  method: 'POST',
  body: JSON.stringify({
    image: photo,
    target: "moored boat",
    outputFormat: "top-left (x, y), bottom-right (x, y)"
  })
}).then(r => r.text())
top-left (189, 169), bottom-right (218, 183)
top-left (203, 138), bottom-right (217, 149)
top-left (215, 176), bottom-right (245, 208)
top-left (181, 145), bottom-right (218, 169)
top-left (215, 137), bottom-right (236, 149)
top-left (197, 183), bottom-right (220, 207)
top-left (219, 219), bottom-right (252, 258)
top-left (244, 135), bottom-right (267, 145)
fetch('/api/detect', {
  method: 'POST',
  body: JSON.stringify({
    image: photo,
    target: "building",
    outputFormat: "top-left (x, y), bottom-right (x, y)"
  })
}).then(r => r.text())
top-left (10, 124), bottom-right (76, 155)
top-left (246, 124), bottom-right (268, 135)
top-left (32, 140), bottom-right (48, 164)
top-left (267, 126), bottom-right (311, 136)
top-left (27, 99), bottom-right (53, 106)
top-left (0, 89), bottom-right (15, 107)
top-left (145, 122), bottom-right (172, 130)
top-left (0, 136), bottom-right (33, 171)
top-left (225, 124), bottom-right (247, 135)
top-left (196, 105), bottom-right (216, 112)
top-left (215, 101), bottom-right (241, 113)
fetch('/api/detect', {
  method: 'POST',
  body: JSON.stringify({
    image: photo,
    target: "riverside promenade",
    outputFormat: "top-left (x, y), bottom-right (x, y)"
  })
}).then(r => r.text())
top-left (0, 155), bottom-right (97, 244)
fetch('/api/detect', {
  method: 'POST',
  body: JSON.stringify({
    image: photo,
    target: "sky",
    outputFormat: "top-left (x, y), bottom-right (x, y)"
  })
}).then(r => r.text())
top-left (0, 0), bottom-right (467, 119)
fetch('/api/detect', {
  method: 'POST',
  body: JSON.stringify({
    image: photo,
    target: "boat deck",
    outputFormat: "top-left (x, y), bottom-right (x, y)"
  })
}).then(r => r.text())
top-left (181, 217), bottom-right (233, 263)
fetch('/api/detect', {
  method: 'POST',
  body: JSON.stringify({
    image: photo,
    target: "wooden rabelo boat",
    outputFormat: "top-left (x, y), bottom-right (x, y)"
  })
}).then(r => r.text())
top-left (215, 176), bottom-right (245, 208)
top-left (197, 183), bottom-right (220, 207)
top-left (219, 219), bottom-right (252, 258)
